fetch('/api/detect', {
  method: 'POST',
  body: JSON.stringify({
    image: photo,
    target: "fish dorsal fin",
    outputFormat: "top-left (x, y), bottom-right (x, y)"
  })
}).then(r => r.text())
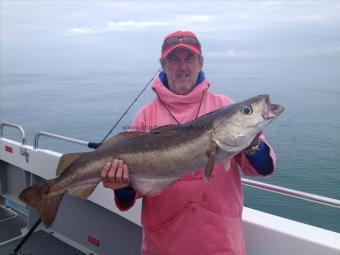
top-left (151, 124), bottom-right (177, 133)
top-left (56, 152), bottom-right (86, 176)
top-left (100, 131), bottom-right (146, 149)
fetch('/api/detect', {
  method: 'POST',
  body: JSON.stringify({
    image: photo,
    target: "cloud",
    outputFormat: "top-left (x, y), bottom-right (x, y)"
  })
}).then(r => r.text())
top-left (174, 15), bottom-right (210, 24)
top-left (206, 50), bottom-right (260, 60)
top-left (2, 0), bottom-right (340, 70)
top-left (69, 15), bottom-right (211, 34)
top-left (303, 45), bottom-right (340, 57)
top-left (107, 20), bottom-right (166, 29)
top-left (206, 45), bottom-right (340, 60)
top-left (71, 20), bottom-right (167, 34)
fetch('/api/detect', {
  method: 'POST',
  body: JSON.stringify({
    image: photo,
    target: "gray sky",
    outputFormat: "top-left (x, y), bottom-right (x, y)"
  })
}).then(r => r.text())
top-left (1, 1), bottom-right (340, 72)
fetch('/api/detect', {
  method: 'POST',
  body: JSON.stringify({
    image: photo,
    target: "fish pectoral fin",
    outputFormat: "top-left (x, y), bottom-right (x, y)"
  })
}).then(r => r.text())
top-left (130, 176), bottom-right (178, 196)
top-left (68, 184), bottom-right (97, 199)
top-left (56, 152), bottom-right (87, 176)
top-left (204, 142), bottom-right (218, 181)
top-left (213, 139), bottom-right (235, 152)
top-left (100, 131), bottom-right (146, 149)
top-left (213, 139), bottom-right (244, 153)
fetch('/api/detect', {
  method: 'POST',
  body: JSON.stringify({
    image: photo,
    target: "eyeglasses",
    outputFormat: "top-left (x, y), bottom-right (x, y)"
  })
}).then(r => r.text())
top-left (162, 36), bottom-right (201, 50)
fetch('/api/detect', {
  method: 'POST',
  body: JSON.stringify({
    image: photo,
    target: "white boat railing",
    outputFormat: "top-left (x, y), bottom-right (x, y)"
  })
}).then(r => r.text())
top-left (242, 178), bottom-right (340, 208)
top-left (1, 122), bottom-right (340, 209)
top-left (33, 131), bottom-right (88, 149)
top-left (0, 122), bottom-right (26, 145)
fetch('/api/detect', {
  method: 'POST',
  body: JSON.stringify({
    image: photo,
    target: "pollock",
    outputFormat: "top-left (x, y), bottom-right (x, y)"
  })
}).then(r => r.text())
top-left (19, 94), bottom-right (284, 227)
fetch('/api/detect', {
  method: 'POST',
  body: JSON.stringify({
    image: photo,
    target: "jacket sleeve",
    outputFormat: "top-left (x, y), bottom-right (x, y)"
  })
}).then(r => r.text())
top-left (114, 108), bottom-right (146, 211)
top-left (236, 134), bottom-right (277, 176)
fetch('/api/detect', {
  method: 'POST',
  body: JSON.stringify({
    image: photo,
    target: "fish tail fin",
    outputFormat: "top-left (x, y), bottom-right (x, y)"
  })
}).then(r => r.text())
top-left (19, 181), bottom-right (64, 228)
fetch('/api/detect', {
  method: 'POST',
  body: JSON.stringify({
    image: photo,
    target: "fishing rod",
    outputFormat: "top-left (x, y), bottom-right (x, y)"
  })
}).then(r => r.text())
top-left (10, 219), bottom-right (42, 255)
top-left (10, 68), bottom-right (160, 255)
top-left (88, 68), bottom-right (161, 150)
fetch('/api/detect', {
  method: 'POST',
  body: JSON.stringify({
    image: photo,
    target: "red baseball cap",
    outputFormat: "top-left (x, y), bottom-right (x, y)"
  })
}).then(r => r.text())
top-left (161, 31), bottom-right (201, 58)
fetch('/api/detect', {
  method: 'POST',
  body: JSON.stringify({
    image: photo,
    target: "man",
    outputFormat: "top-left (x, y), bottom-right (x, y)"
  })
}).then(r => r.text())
top-left (101, 31), bottom-right (275, 255)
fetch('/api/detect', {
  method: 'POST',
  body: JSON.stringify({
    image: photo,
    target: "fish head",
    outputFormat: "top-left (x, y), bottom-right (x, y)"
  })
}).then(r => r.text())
top-left (213, 94), bottom-right (284, 152)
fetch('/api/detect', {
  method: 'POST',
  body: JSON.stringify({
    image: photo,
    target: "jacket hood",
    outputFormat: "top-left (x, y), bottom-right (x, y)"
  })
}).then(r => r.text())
top-left (152, 76), bottom-right (210, 109)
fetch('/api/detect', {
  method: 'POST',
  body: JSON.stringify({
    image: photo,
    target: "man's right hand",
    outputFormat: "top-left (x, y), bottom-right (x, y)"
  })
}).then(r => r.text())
top-left (100, 159), bottom-right (130, 190)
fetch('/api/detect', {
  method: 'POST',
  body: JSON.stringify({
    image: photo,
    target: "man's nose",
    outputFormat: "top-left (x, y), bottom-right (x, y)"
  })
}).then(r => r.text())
top-left (178, 59), bottom-right (187, 70)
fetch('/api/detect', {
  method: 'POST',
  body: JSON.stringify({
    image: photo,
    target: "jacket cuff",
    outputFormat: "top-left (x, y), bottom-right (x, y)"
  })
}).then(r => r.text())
top-left (114, 186), bottom-right (137, 211)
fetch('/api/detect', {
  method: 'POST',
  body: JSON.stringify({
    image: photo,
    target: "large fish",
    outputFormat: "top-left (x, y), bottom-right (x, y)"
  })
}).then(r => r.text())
top-left (19, 94), bottom-right (284, 227)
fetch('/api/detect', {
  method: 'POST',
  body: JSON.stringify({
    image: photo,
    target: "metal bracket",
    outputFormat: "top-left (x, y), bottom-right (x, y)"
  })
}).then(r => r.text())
top-left (20, 147), bottom-right (29, 163)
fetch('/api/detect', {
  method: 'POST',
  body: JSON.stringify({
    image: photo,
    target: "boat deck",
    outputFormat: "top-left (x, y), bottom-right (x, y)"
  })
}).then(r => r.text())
top-left (0, 206), bottom-right (26, 244)
top-left (0, 205), bottom-right (88, 255)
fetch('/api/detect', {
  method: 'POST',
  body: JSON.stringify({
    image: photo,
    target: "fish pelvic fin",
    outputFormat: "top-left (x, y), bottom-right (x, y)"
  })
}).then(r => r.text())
top-left (130, 176), bottom-right (178, 196)
top-left (56, 152), bottom-right (87, 176)
top-left (19, 182), bottom-right (64, 228)
top-left (224, 160), bottom-right (231, 172)
top-left (204, 142), bottom-right (218, 181)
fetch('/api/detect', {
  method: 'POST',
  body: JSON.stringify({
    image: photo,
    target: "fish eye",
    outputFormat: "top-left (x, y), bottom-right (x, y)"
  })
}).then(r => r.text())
top-left (241, 105), bottom-right (253, 115)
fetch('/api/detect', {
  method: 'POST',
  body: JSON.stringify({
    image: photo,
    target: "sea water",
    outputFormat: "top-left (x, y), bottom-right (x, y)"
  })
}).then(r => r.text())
top-left (1, 57), bottom-right (339, 232)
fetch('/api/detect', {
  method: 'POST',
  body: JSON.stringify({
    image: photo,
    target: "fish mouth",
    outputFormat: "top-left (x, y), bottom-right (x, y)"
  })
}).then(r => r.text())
top-left (263, 95), bottom-right (285, 120)
top-left (270, 103), bottom-right (285, 117)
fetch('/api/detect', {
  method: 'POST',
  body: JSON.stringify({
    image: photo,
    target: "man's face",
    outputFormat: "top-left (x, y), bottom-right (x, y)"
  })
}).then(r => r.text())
top-left (161, 48), bottom-right (203, 95)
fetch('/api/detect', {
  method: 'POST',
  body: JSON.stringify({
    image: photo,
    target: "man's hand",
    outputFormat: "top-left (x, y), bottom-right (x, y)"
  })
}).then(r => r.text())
top-left (100, 159), bottom-right (130, 190)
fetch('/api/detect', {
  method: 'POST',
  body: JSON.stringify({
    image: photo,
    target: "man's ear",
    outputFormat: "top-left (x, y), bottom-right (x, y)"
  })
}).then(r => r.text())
top-left (160, 58), bottom-right (166, 70)
top-left (199, 55), bottom-right (204, 67)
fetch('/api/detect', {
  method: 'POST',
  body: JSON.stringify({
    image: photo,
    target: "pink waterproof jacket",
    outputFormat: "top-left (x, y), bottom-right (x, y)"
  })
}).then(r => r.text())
top-left (115, 77), bottom-right (276, 255)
